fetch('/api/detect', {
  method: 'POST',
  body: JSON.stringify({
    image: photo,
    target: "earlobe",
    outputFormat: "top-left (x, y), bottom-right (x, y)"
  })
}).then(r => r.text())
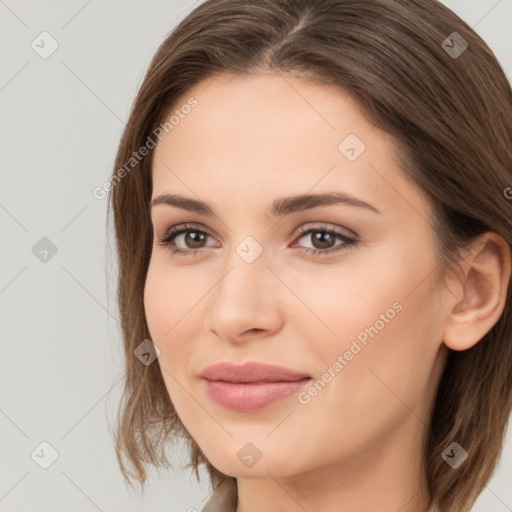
top-left (442, 232), bottom-right (511, 352)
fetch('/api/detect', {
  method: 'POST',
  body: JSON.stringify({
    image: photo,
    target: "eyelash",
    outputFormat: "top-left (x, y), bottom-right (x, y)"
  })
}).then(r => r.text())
top-left (157, 223), bottom-right (358, 258)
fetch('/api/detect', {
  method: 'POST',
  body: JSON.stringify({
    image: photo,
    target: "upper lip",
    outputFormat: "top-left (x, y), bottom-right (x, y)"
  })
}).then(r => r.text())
top-left (199, 361), bottom-right (311, 383)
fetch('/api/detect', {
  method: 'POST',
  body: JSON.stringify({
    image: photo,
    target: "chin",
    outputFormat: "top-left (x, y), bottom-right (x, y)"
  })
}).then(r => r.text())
top-left (199, 437), bottom-right (309, 479)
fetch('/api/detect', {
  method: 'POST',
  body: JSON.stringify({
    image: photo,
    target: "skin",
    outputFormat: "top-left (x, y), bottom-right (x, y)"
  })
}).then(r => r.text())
top-left (144, 71), bottom-right (511, 512)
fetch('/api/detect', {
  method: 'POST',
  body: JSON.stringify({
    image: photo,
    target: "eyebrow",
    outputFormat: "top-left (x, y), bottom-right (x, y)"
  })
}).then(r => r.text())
top-left (150, 192), bottom-right (381, 216)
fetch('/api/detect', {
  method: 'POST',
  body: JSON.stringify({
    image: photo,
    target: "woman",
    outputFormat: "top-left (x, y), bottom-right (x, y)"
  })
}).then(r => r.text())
top-left (108, 1), bottom-right (512, 511)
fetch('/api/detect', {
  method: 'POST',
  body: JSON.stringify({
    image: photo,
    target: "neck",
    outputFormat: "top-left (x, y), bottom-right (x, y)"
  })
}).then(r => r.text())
top-left (235, 414), bottom-right (432, 512)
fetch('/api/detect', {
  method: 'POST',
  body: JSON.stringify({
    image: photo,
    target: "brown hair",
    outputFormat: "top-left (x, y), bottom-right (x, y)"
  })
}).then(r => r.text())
top-left (108, 1), bottom-right (512, 510)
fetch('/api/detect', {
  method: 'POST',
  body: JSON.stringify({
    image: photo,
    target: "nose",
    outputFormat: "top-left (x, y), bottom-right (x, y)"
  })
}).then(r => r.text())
top-left (203, 251), bottom-right (284, 345)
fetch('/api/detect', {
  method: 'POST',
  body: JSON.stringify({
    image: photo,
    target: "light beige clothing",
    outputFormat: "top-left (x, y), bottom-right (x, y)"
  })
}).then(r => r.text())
top-left (201, 477), bottom-right (237, 512)
top-left (201, 477), bottom-right (441, 512)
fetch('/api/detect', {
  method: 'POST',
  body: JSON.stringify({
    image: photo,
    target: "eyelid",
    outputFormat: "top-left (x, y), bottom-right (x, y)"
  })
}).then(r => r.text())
top-left (158, 221), bottom-right (356, 239)
top-left (294, 222), bottom-right (357, 239)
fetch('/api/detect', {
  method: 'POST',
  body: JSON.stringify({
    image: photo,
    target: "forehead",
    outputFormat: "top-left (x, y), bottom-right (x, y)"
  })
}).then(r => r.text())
top-left (151, 71), bottom-right (431, 222)
top-left (162, 71), bottom-right (372, 151)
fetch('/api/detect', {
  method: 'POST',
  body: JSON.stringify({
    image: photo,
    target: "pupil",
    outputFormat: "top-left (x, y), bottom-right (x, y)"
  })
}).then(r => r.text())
top-left (186, 231), bottom-right (205, 248)
top-left (313, 231), bottom-right (333, 249)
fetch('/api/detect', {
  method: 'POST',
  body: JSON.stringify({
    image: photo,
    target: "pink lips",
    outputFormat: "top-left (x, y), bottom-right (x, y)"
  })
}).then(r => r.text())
top-left (199, 361), bottom-right (312, 412)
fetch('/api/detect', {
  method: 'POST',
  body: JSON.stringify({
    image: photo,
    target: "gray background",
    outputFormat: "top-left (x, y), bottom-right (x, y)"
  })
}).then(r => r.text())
top-left (1, 1), bottom-right (511, 511)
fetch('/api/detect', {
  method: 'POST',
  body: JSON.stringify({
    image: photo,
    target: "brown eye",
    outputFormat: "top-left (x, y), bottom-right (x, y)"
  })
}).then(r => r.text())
top-left (292, 225), bottom-right (358, 257)
top-left (180, 230), bottom-right (208, 249)
top-left (309, 230), bottom-right (337, 250)
top-left (157, 223), bottom-right (358, 258)
top-left (157, 224), bottom-right (217, 255)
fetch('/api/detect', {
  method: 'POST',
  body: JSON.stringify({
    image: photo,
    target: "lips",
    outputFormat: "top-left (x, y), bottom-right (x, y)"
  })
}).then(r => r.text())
top-left (199, 361), bottom-right (312, 412)
top-left (199, 361), bottom-right (311, 383)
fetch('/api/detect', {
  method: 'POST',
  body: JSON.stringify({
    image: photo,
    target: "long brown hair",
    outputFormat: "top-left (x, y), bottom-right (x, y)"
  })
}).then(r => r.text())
top-left (108, 1), bottom-right (512, 510)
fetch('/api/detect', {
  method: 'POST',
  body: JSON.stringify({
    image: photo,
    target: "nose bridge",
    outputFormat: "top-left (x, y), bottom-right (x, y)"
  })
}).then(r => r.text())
top-left (215, 214), bottom-right (270, 279)
top-left (216, 234), bottom-right (271, 302)
top-left (203, 233), bottom-right (282, 340)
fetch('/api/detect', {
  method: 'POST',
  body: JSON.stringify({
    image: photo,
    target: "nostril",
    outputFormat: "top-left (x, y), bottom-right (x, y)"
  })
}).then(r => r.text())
top-left (246, 328), bottom-right (264, 335)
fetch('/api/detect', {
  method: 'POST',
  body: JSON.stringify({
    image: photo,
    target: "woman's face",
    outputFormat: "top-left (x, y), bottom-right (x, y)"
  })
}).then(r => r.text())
top-left (145, 72), bottom-right (450, 480)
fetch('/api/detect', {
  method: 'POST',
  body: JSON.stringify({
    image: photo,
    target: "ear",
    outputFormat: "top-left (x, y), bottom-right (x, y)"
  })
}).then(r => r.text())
top-left (442, 232), bottom-right (511, 351)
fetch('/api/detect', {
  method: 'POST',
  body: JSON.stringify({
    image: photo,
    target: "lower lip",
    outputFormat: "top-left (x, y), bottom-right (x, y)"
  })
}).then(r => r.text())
top-left (202, 378), bottom-right (311, 412)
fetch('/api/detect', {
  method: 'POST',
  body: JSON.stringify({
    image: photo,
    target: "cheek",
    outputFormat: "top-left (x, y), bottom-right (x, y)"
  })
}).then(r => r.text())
top-left (143, 257), bottom-right (205, 379)
top-left (144, 256), bottom-right (197, 341)
top-left (143, 261), bottom-right (195, 413)
top-left (144, 260), bottom-right (186, 385)
top-left (302, 247), bottom-right (440, 426)
top-left (143, 262), bottom-right (168, 340)
top-left (287, 250), bottom-right (421, 357)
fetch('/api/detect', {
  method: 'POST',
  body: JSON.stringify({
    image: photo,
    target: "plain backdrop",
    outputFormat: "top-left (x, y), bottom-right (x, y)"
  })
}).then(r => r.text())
top-left (1, 1), bottom-right (511, 511)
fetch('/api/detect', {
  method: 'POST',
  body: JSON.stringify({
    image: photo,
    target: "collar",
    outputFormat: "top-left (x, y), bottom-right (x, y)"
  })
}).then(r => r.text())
top-left (201, 477), bottom-right (237, 512)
